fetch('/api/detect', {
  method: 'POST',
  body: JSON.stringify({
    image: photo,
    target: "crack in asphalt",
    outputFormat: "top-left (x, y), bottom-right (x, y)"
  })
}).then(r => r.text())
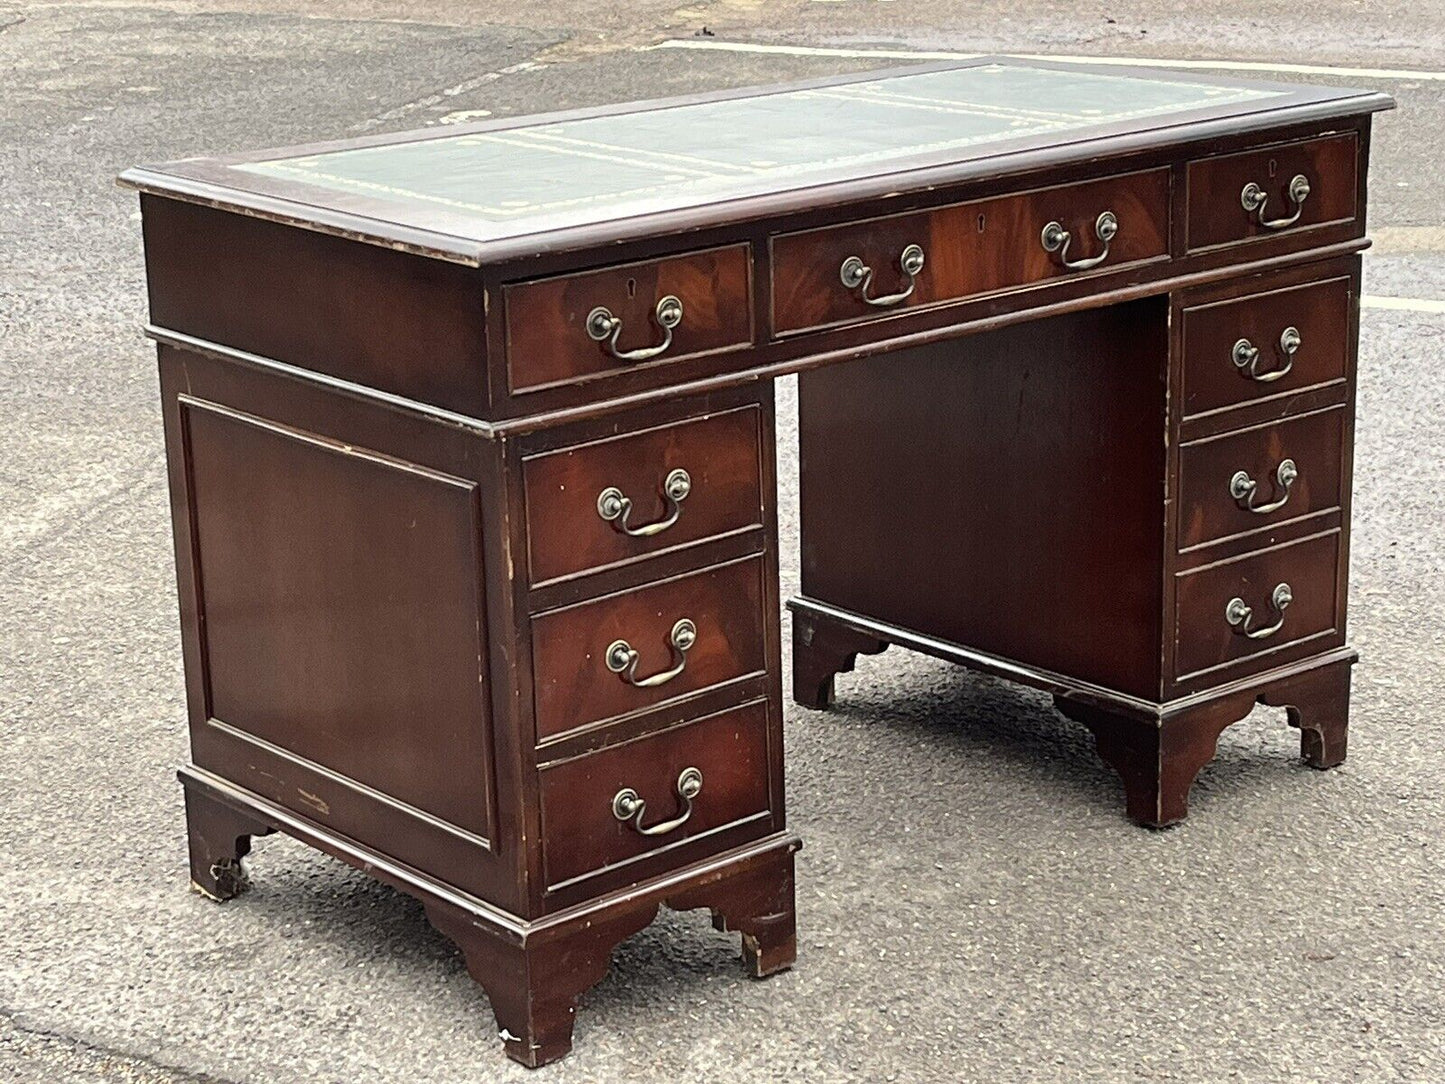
top-left (1, 1007), bottom-right (242, 1083)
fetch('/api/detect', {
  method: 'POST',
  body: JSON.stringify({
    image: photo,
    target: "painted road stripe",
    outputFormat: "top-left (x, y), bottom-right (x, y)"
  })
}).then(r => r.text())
top-left (1362, 296), bottom-right (1445, 315)
top-left (655, 39), bottom-right (1445, 82)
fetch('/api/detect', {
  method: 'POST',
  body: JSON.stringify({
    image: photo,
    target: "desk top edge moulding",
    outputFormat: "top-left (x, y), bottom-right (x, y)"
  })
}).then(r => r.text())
top-left (125, 57), bottom-right (1392, 1067)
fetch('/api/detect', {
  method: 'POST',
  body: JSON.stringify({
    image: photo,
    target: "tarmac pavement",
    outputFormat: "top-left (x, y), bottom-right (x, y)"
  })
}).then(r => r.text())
top-left (2, 2), bottom-right (1444, 1081)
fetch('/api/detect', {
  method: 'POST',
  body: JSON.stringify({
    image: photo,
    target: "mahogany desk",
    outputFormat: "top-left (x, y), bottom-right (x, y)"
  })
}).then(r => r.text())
top-left (121, 59), bottom-right (1392, 1067)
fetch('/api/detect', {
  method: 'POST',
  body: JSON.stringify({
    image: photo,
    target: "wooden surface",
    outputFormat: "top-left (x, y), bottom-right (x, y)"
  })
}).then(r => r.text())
top-left (1180, 272), bottom-right (1352, 418)
top-left (530, 555), bottom-right (769, 740)
top-left (504, 244), bottom-right (753, 393)
top-left (1185, 133), bottom-right (1359, 252)
top-left (538, 698), bottom-right (774, 890)
top-left (1177, 405), bottom-right (1345, 550)
top-left (521, 403), bottom-right (764, 586)
top-left (771, 167), bottom-right (1169, 333)
top-left (798, 301), bottom-right (1169, 700)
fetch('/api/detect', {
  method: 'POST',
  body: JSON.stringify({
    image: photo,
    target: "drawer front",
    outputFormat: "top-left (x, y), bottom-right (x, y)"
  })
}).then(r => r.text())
top-left (504, 244), bottom-right (753, 393)
top-left (1178, 407), bottom-right (1345, 550)
top-left (523, 406), bottom-right (764, 585)
top-left (1181, 275), bottom-right (1351, 417)
top-left (771, 168), bottom-right (1170, 335)
top-left (1186, 134), bottom-right (1358, 252)
top-left (1174, 531), bottom-right (1341, 682)
top-left (530, 556), bottom-right (766, 741)
top-left (539, 699), bottom-right (774, 890)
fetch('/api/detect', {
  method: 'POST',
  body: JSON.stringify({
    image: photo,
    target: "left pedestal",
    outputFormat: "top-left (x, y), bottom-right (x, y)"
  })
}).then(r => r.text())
top-left (157, 338), bottom-right (794, 1067)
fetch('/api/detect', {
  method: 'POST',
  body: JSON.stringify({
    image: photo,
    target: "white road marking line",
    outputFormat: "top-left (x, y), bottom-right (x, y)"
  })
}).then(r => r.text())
top-left (655, 39), bottom-right (1445, 82)
top-left (660, 38), bottom-right (1445, 315)
top-left (1362, 296), bottom-right (1445, 315)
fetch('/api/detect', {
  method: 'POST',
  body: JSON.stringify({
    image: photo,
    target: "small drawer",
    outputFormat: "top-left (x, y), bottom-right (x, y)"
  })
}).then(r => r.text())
top-left (1185, 134), bottom-right (1358, 252)
top-left (1174, 531), bottom-right (1341, 682)
top-left (1181, 275), bottom-right (1351, 417)
top-left (504, 244), bottom-right (753, 394)
top-left (538, 699), bottom-right (774, 891)
top-left (771, 168), bottom-right (1170, 335)
top-left (530, 555), bottom-right (766, 741)
top-left (522, 406), bottom-right (764, 586)
top-left (1178, 407), bottom-right (1345, 550)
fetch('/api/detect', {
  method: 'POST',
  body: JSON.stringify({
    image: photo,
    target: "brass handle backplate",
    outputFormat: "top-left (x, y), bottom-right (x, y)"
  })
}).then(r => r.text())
top-left (1233, 326), bottom-right (1301, 383)
top-left (1041, 210), bottom-right (1118, 271)
top-left (587, 295), bottom-right (684, 362)
top-left (606, 618), bottom-right (697, 688)
top-left (612, 767), bottom-right (704, 837)
top-left (1240, 173), bottom-right (1311, 230)
top-left (1225, 582), bottom-right (1293, 640)
top-left (1230, 458), bottom-right (1298, 515)
top-left (597, 468), bottom-right (691, 537)
top-left (839, 243), bottom-right (925, 307)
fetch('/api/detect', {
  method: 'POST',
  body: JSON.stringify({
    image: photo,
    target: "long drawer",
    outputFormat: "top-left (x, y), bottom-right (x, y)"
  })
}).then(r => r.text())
top-left (538, 699), bottom-right (775, 891)
top-left (530, 555), bottom-right (767, 741)
top-left (770, 167), bottom-right (1170, 335)
top-left (1173, 530), bottom-right (1342, 683)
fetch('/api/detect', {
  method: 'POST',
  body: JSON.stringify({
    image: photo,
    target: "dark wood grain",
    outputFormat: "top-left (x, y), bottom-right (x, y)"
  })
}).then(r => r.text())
top-left (142, 196), bottom-right (489, 415)
top-left (1186, 133), bottom-right (1358, 251)
top-left (522, 404), bottom-right (763, 586)
top-left (504, 245), bottom-right (752, 393)
top-left (530, 555), bottom-right (767, 741)
top-left (771, 168), bottom-right (1170, 334)
top-left (798, 300), bottom-right (1169, 699)
top-left (1181, 273), bottom-right (1352, 418)
top-left (180, 395), bottom-right (496, 839)
top-left (1177, 405), bottom-right (1345, 550)
top-left (538, 699), bottom-right (773, 890)
top-left (1173, 529), bottom-right (1342, 682)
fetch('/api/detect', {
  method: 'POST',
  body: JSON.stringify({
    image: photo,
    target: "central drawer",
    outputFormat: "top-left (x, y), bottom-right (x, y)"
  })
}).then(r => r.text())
top-left (530, 555), bottom-right (767, 741)
top-left (770, 167), bottom-right (1170, 335)
top-left (538, 699), bottom-right (774, 891)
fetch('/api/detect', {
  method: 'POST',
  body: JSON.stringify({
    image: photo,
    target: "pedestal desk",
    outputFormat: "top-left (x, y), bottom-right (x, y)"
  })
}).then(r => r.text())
top-left (121, 59), bottom-right (1392, 1066)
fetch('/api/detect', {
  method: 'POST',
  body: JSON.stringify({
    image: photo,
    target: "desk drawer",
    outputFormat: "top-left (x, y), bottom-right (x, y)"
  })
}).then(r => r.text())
top-left (504, 244), bottom-right (753, 394)
top-left (522, 406), bottom-right (765, 586)
top-left (530, 556), bottom-right (766, 741)
top-left (770, 168), bottom-right (1170, 335)
top-left (1174, 531), bottom-right (1341, 682)
top-left (1186, 134), bottom-right (1358, 252)
top-left (539, 699), bottom-right (773, 891)
top-left (1181, 275), bottom-right (1351, 417)
top-left (1178, 407), bottom-right (1345, 550)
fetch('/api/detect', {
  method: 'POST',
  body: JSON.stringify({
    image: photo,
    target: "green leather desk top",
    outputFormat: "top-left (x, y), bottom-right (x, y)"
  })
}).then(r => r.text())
top-left (121, 58), bottom-right (1392, 263)
top-left (236, 65), bottom-right (1276, 227)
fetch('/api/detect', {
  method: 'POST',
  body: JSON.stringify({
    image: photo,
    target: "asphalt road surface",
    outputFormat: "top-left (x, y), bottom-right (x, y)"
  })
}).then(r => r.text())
top-left (3, 2), bottom-right (1443, 1081)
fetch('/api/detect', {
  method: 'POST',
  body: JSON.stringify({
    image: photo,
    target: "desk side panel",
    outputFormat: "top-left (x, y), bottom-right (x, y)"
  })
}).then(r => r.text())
top-left (158, 346), bottom-right (523, 909)
top-left (141, 196), bottom-right (489, 416)
top-left (797, 300), bottom-right (1169, 700)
